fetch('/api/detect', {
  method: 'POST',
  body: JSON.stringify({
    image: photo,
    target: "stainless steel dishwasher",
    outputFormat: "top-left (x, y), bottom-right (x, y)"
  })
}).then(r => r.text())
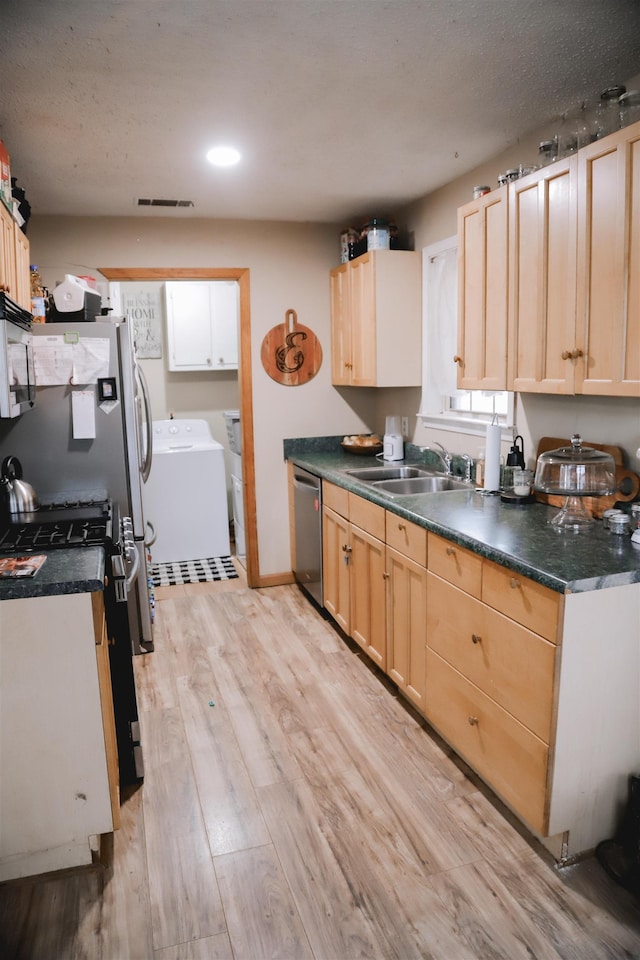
top-left (292, 465), bottom-right (323, 606)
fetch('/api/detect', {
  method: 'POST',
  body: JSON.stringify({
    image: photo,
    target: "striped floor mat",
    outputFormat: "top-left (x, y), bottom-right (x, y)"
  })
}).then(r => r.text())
top-left (150, 556), bottom-right (238, 587)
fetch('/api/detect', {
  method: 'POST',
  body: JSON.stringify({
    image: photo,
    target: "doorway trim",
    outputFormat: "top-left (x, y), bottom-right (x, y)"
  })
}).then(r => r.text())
top-left (99, 266), bottom-right (259, 587)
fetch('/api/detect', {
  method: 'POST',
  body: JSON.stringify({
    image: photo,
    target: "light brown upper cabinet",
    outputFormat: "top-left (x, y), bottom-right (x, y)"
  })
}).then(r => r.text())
top-left (508, 156), bottom-right (578, 394)
top-left (574, 123), bottom-right (640, 396)
top-left (456, 186), bottom-right (509, 390)
top-left (457, 118), bottom-right (640, 397)
top-left (329, 250), bottom-right (421, 387)
top-left (0, 203), bottom-right (30, 312)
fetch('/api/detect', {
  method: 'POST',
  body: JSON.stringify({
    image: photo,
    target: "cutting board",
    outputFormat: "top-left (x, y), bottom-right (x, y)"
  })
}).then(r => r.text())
top-left (260, 309), bottom-right (322, 386)
top-left (534, 437), bottom-right (640, 518)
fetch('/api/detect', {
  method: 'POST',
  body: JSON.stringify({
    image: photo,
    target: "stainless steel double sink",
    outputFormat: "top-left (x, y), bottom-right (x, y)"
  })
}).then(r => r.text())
top-left (344, 464), bottom-right (470, 496)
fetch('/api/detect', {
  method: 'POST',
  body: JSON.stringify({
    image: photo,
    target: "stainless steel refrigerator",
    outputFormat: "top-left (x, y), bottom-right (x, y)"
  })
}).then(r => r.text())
top-left (0, 318), bottom-right (154, 653)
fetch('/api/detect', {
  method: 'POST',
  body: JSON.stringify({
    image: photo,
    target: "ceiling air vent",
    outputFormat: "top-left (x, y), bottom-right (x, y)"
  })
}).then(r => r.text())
top-left (137, 198), bottom-right (194, 207)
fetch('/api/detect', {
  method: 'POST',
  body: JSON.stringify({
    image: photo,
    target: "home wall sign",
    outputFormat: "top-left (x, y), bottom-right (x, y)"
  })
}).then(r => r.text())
top-left (121, 284), bottom-right (163, 359)
top-left (260, 309), bottom-right (322, 386)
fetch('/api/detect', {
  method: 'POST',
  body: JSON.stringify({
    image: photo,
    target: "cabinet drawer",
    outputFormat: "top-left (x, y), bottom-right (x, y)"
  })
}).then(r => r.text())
top-left (427, 533), bottom-right (482, 598)
top-left (482, 560), bottom-right (561, 642)
top-left (349, 493), bottom-right (385, 541)
top-left (385, 513), bottom-right (427, 566)
top-left (323, 481), bottom-right (350, 518)
top-left (425, 649), bottom-right (549, 835)
top-left (427, 573), bottom-right (556, 743)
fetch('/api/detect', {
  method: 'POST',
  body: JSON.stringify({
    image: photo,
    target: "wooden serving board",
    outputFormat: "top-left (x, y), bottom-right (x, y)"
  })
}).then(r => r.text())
top-left (534, 437), bottom-right (640, 518)
top-left (260, 309), bottom-right (322, 386)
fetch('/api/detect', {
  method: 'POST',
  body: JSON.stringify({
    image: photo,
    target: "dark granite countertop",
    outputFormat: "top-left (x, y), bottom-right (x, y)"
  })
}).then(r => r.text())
top-left (0, 547), bottom-right (105, 601)
top-left (284, 437), bottom-right (640, 594)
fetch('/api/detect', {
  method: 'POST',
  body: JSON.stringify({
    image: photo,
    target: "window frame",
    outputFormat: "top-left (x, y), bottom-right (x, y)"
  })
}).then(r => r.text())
top-left (417, 237), bottom-right (514, 440)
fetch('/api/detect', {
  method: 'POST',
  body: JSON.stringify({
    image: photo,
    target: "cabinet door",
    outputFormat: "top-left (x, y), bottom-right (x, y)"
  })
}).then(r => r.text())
top-left (165, 280), bottom-right (239, 371)
top-left (210, 280), bottom-right (239, 368)
top-left (322, 505), bottom-right (350, 634)
top-left (349, 254), bottom-right (377, 385)
top-left (13, 224), bottom-right (30, 312)
top-left (457, 187), bottom-right (508, 389)
top-left (426, 649), bottom-right (549, 836)
top-left (508, 158), bottom-right (578, 394)
top-left (350, 522), bottom-right (386, 669)
top-left (386, 546), bottom-right (427, 711)
top-left (330, 263), bottom-right (351, 384)
top-left (0, 203), bottom-right (16, 300)
top-left (427, 572), bottom-right (556, 743)
top-left (575, 120), bottom-right (640, 396)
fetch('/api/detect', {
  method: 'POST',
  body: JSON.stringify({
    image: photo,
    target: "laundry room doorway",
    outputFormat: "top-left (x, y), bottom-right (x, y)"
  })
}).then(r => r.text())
top-left (100, 266), bottom-right (258, 587)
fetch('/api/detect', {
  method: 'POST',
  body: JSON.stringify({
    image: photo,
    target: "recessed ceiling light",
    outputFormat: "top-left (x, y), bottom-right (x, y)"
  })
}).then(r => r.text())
top-left (206, 145), bottom-right (241, 167)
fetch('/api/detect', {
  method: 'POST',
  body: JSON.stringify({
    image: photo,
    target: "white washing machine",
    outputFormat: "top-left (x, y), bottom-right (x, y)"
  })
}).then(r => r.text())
top-left (143, 419), bottom-right (230, 563)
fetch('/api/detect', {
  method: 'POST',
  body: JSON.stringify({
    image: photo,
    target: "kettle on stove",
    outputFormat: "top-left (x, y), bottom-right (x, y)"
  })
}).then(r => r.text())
top-left (1, 456), bottom-right (40, 515)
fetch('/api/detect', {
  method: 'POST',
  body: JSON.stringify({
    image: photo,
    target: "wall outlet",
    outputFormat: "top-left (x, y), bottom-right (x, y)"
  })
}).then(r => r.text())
top-left (401, 416), bottom-right (409, 437)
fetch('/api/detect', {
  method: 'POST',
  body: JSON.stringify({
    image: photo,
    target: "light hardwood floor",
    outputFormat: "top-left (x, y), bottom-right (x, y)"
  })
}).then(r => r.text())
top-left (1, 568), bottom-right (640, 959)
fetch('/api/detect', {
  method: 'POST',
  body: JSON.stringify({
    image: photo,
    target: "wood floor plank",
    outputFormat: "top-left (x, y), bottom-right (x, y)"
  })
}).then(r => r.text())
top-left (445, 789), bottom-right (539, 864)
top-left (284, 731), bottom-right (480, 960)
top-left (427, 858), bottom-right (565, 959)
top-left (141, 706), bottom-right (226, 950)
top-left (0, 867), bottom-right (103, 960)
top-left (209, 642), bottom-right (304, 788)
top-left (317, 682), bottom-right (484, 874)
top-left (258, 776), bottom-right (399, 959)
top-left (154, 931), bottom-right (234, 959)
top-left (175, 672), bottom-right (271, 856)
top-left (492, 852), bottom-right (640, 959)
top-left (214, 845), bottom-right (313, 959)
top-left (99, 782), bottom-right (155, 959)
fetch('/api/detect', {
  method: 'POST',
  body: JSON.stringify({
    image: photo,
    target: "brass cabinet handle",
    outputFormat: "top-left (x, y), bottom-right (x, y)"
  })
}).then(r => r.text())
top-left (342, 544), bottom-right (352, 553)
top-left (453, 355), bottom-right (463, 365)
top-left (398, 522), bottom-right (406, 531)
top-left (446, 545), bottom-right (456, 556)
top-left (382, 571), bottom-right (390, 580)
top-left (561, 348), bottom-right (585, 360)
top-left (510, 578), bottom-right (521, 589)
top-left (471, 633), bottom-right (482, 644)
top-left (468, 716), bottom-right (479, 726)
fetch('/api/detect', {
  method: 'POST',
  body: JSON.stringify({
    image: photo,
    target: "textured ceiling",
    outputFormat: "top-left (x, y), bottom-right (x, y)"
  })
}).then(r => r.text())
top-left (2, 0), bottom-right (640, 224)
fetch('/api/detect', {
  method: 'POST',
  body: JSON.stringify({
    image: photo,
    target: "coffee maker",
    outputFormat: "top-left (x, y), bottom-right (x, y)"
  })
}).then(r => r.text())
top-left (383, 416), bottom-right (404, 461)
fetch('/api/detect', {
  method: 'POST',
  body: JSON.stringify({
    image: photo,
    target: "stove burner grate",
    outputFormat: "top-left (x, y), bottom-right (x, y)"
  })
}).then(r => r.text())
top-left (0, 502), bottom-right (114, 553)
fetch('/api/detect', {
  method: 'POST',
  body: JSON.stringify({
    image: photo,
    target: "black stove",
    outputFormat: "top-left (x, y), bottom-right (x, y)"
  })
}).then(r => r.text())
top-left (0, 499), bottom-right (115, 553)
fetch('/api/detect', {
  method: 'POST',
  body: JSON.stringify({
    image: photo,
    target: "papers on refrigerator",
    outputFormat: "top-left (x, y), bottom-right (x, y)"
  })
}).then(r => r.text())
top-left (33, 335), bottom-right (110, 385)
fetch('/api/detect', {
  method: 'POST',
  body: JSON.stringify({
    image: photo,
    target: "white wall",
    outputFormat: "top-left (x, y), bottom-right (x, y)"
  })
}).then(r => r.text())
top-left (28, 216), bottom-right (378, 576)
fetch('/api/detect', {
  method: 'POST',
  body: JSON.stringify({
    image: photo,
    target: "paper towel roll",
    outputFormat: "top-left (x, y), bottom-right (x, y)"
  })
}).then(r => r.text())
top-left (484, 422), bottom-right (501, 491)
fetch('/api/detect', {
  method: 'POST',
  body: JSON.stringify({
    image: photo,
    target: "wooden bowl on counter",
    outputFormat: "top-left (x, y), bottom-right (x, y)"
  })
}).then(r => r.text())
top-left (341, 435), bottom-right (383, 456)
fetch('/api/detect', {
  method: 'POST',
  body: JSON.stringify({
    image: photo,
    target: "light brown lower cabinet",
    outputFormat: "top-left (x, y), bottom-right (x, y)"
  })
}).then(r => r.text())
top-left (385, 512), bottom-right (428, 712)
top-left (425, 533), bottom-right (560, 837)
top-left (322, 485), bottom-right (428, 704)
top-left (313, 480), bottom-right (640, 857)
top-left (322, 482), bottom-right (386, 669)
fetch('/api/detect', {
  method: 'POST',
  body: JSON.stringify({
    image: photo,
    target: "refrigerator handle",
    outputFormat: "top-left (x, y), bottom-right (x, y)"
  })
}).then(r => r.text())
top-left (136, 362), bottom-right (153, 483)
